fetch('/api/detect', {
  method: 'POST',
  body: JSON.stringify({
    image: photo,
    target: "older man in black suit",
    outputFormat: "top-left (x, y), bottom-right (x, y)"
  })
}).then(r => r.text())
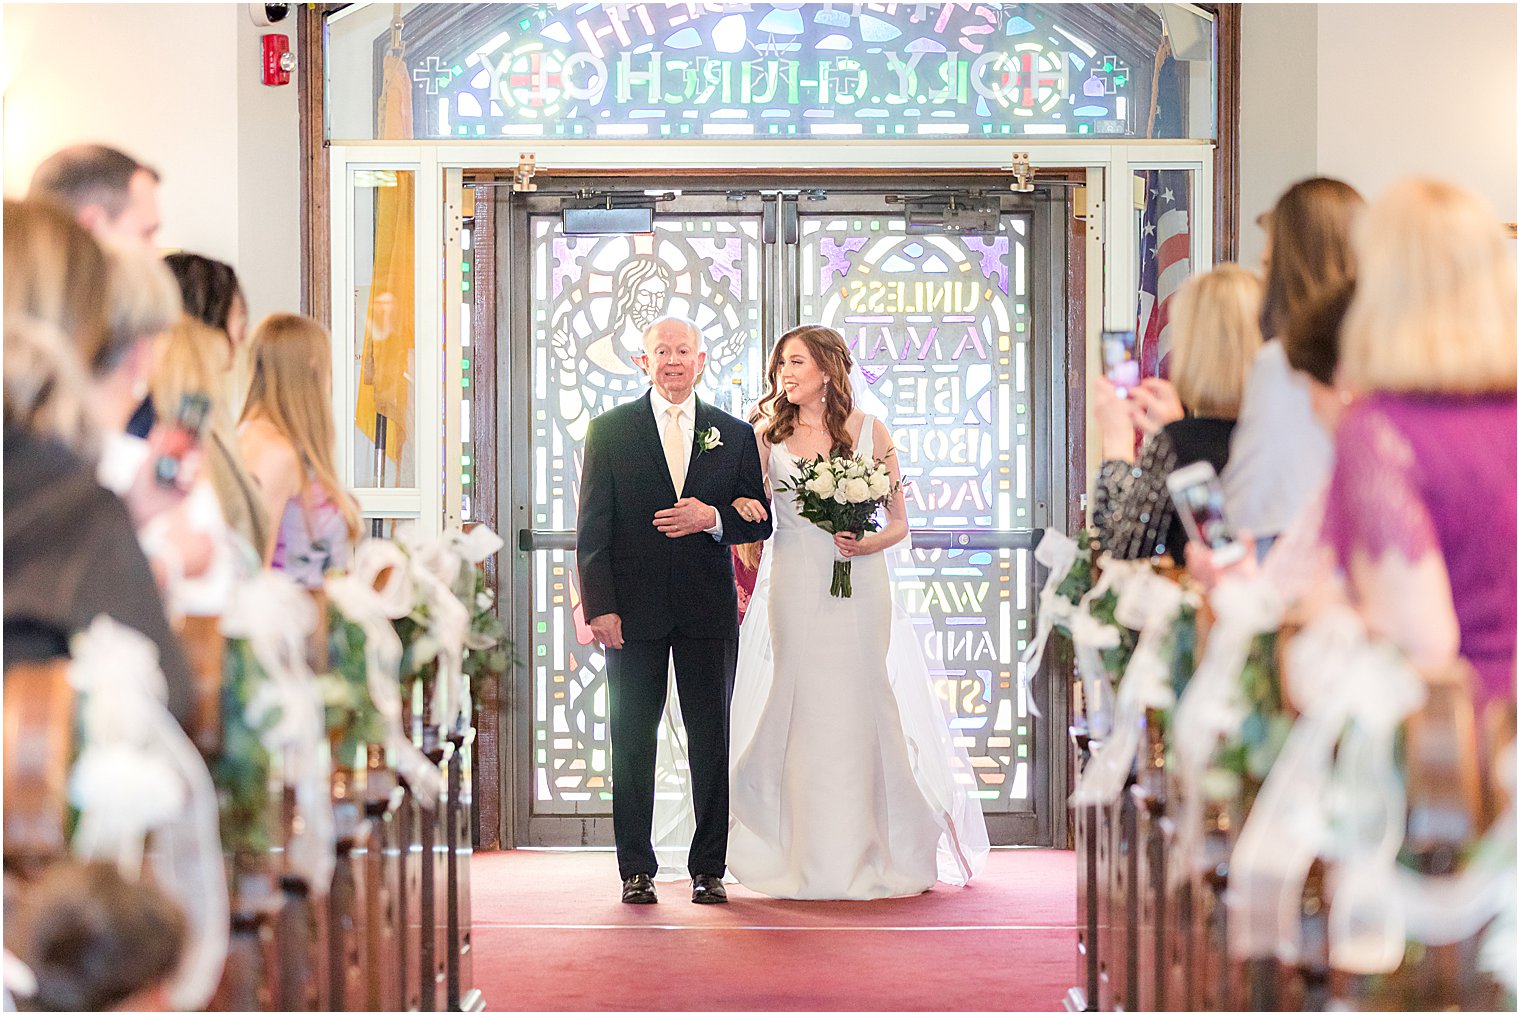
top-left (576, 316), bottom-right (772, 905)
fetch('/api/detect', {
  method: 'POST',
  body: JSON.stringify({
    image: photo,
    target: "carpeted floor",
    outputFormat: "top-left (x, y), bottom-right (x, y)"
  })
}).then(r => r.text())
top-left (468, 847), bottom-right (1076, 1011)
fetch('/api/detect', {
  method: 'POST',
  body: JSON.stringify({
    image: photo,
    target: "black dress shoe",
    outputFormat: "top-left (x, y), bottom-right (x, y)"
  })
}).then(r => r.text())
top-left (621, 874), bottom-right (657, 904)
top-left (690, 874), bottom-right (728, 904)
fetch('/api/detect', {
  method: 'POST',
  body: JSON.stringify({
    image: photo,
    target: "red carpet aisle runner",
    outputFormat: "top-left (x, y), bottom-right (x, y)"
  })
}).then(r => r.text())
top-left (470, 848), bottom-right (1076, 1011)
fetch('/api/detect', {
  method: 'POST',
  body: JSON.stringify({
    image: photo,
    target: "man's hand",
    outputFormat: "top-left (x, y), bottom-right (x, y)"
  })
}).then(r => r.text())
top-left (653, 498), bottom-right (719, 538)
top-left (588, 612), bottom-right (625, 650)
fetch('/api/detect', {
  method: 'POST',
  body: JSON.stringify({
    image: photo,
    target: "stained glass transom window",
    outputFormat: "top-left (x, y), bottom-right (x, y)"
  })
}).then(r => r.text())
top-left (530, 218), bottom-right (765, 811)
top-left (328, 3), bottom-right (1216, 141)
top-left (799, 215), bottom-right (1037, 811)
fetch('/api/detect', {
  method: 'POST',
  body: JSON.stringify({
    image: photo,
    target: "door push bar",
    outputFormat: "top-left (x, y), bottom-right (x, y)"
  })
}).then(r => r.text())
top-left (518, 528), bottom-right (1042, 553)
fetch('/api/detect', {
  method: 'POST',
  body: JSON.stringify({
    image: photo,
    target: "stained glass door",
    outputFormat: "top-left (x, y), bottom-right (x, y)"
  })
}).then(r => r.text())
top-left (505, 182), bottom-right (1066, 847)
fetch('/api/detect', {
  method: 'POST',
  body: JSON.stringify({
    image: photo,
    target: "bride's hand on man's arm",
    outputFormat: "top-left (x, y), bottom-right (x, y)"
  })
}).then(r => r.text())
top-left (732, 497), bottom-right (768, 523)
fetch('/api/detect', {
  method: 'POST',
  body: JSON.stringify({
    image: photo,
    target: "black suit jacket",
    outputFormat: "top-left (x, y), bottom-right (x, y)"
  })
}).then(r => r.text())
top-left (576, 393), bottom-right (772, 641)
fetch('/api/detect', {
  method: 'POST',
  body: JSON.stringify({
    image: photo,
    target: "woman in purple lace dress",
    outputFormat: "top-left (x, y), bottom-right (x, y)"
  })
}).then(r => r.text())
top-left (1323, 178), bottom-right (1516, 724)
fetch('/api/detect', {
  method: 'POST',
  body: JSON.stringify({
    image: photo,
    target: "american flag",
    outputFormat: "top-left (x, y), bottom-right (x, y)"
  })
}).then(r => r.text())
top-left (1135, 49), bottom-right (1190, 380)
top-left (1136, 168), bottom-right (1191, 380)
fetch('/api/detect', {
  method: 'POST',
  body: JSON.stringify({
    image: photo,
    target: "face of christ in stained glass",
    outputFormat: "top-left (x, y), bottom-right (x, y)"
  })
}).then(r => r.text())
top-left (584, 255), bottom-right (673, 376)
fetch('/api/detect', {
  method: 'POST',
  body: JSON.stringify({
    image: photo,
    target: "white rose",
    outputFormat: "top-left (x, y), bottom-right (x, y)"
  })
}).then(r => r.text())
top-left (806, 473), bottom-right (836, 498)
top-left (868, 472), bottom-right (891, 498)
top-left (833, 488), bottom-right (848, 504)
top-left (842, 477), bottom-right (872, 503)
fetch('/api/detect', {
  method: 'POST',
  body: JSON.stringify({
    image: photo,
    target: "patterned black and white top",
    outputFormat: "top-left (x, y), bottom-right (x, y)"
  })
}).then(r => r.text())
top-left (1091, 417), bottom-right (1236, 565)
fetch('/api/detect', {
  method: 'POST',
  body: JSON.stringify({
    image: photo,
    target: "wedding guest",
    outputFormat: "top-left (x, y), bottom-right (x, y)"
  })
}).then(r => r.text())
top-left (1221, 177), bottom-right (1364, 555)
top-left (1091, 264), bottom-right (1264, 564)
top-left (1323, 177), bottom-right (1516, 715)
top-left (238, 313), bottom-right (361, 587)
top-left (27, 143), bottom-right (161, 250)
top-left (151, 316), bottom-right (269, 565)
top-left (1184, 281), bottom-right (1356, 605)
top-left (6, 860), bottom-right (186, 1012)
top-left (131, 253), bottom-right (251, 437)
top-left (164, 252), bottom-right (248, 356)
top-left (1, 200), bottom-right (194, 729)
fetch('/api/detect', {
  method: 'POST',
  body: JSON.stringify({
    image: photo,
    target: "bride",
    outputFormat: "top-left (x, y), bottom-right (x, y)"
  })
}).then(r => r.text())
top-left (720, 324), bottom-right (989, 900)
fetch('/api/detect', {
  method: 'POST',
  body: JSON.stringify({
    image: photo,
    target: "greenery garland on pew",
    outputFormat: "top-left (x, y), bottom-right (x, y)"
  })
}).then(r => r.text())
top-left (321, 609), bottom-right (389, 771)
top-left (212, 637), bottom-right (274, 853)
top-left (1207, 631), bottom-right (1291, 812)
top-left (1051, 529), bottom-right (1139, 684)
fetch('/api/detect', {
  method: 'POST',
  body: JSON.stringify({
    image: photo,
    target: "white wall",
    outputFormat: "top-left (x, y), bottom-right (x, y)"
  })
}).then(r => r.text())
top-left (1, 3), bottom-right (301, 323)
top-left (1316, 3), bottom-right (1516, 222)
top-left (1238, 2), bottom-right (1517, 269)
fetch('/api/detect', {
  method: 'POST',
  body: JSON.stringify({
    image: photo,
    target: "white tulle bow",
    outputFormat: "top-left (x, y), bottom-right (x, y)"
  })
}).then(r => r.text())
top-left (221, 571), bottom-right (335, 895)
top-left (1071, 570), bottom-right (1192, 806)
top-left (1068, 555), bottom-right (1149, 739)
top-left (395, 523), bottom-right (504, 729)
top-left (66, 616), bottom-right (229, 1010)
top-left (326, 538), bottom-right (443, 807)
top-left (1018, 530), bottom-right (1080, 719)
top-left (1226, 605), bottom-right (1425, 969)
top-left (1169, 575), bottom-right (1285, 885)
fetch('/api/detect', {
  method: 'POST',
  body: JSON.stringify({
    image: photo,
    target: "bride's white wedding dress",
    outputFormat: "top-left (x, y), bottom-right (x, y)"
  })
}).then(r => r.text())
top-left (724, 418), bottom-right (990, 899)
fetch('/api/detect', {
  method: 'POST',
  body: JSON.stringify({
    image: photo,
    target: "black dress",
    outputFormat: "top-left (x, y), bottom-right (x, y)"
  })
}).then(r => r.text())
top-left (1091, 417), bottom-right (1236, 565)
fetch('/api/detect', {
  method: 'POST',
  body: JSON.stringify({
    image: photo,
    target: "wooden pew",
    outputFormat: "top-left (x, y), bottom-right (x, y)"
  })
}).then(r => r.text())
top-left (1066, 721), bottom-right (1101, 1013)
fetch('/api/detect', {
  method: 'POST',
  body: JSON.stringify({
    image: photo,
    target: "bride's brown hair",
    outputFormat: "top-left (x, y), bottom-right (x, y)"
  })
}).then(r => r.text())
top-left (758, 325), bottom-right (855, 456)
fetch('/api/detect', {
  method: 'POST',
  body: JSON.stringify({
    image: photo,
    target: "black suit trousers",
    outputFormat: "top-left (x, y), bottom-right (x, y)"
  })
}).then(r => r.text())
top-left (606, 632), bottom-right (737, 880)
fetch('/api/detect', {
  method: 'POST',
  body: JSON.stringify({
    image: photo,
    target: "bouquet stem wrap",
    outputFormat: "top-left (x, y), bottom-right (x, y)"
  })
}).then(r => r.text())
top-left (68, 616), bottom-right (229, 1011)
top-left (221, 571), bottom-right (336, 896)
top-left (327, 539), bottom-right (443, 808)
top-left (1071, 569), bottom-right (1190, 805)
top-left (831, 550), bottom-right (854, 599)
top-left (1170, 575), bottom-right (1284, 888)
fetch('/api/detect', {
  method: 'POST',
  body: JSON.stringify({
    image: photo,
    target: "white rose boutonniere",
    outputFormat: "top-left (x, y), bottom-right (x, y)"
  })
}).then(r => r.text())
top-left (694, 425), bottom-right (723, 457)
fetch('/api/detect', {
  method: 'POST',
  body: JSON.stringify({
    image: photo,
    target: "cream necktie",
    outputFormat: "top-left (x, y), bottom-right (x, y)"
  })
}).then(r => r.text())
top-left (662, 405), bottom-right (687, 494)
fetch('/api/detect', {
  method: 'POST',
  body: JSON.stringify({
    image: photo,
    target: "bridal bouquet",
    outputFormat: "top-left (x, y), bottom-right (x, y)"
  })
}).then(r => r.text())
top-left (777, 452), bottom-right (897, 598)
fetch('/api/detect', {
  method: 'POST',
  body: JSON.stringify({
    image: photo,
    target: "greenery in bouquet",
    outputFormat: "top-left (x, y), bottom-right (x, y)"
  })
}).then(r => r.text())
top-left (211, 637), bottom-right (275, 854)
top-left (775, 451), bottom-right (898, 597)
top-left (320, 606), bottom-right (389, 770)
top-left (1205, 630), bottom-right (1292, 812)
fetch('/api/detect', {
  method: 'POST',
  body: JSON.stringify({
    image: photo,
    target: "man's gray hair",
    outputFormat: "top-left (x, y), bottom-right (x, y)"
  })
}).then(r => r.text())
top-left (641, 316), bottom-right (704, 349)
top-left (29, 145), bottom-right (159, 220)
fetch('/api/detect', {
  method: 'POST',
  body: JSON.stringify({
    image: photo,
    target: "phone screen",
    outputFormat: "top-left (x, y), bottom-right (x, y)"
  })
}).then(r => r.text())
top-left (154, 392), bottom-right (211, 488)
top-left (1101, 329), bottom-right (1140, 397)
top-left (1167, 466), bottom-right (1245, 564)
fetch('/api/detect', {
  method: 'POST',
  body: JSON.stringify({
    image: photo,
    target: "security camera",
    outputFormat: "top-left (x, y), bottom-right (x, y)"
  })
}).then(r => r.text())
top-left (248, 3), bottom-right (291, 27)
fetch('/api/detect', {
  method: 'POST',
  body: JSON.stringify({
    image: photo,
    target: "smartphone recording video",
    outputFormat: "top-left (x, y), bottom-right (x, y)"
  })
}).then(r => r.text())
top-left (1165, 461), bottom-right (1246, 566)
top-left (1101, 329), bottom-right (1140, 398)
top-left (154, 392), bottom-right (211, 489)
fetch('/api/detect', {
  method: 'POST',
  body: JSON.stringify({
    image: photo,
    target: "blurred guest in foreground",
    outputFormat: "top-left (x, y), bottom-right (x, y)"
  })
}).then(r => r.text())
top-left (1323, 177), bottom-right (1516, 717)
top-left (1, 199), bottom-right (193, 729)
top-left (1222, 177), bottom-right (1364, 556)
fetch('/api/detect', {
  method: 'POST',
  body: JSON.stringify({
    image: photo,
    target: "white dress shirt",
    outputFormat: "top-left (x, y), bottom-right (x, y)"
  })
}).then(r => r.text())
top-left (648, 388), bottom-right (723, 539)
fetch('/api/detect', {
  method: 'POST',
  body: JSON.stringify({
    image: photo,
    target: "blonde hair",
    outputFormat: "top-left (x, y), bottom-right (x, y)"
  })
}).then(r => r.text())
top-left (4, 319), bottom-right (98, 455)
top-left (103, 248), bottom-right (181, 370)
top-left (240, 313), bottom-right (361, 542)
top-left (1168, 264), bottom-right (1264, 418)
top-left (1340, 178), bottom-right (1517, 394)
top-left (2, 198), bottom-right (110, 372)
top-left (152, 316), bottom-right (234, 445)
